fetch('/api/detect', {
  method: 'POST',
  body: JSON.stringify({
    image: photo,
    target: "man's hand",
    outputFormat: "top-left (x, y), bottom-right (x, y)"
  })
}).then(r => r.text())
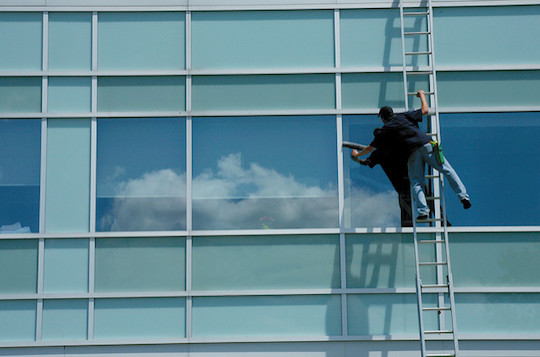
top-left (351, 149), bottom-right (359, 158)
top-left (416, 90), bottom-right (429, 115)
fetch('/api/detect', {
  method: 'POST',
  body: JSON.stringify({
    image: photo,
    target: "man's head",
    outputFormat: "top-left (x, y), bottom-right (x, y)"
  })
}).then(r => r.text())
top-left (378, 106), bottom-right (394, 123)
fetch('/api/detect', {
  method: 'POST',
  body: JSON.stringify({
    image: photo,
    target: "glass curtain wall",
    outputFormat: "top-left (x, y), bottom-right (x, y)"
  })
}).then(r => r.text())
top-left (0, 4), bottom-right (540, 346)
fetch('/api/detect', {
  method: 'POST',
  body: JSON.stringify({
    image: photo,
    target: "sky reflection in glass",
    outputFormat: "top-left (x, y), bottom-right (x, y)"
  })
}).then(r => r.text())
top-left (440, 112), bottom-right (540, 226)
top-left (96, 118), bottom-right (186, 232)
top-left (0, 120), bottom-right (40, 233)
top-left (192, 116), bottom-right (338, 230)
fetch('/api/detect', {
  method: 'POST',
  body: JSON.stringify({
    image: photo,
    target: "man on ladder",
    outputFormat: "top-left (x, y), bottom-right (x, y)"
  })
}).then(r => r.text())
top-left (350, 89), bottom-right (471, 221)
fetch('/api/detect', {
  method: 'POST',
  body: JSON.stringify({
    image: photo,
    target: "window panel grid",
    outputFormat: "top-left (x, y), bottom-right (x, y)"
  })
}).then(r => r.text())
top-left (2, 5), bottom-right (540, 348)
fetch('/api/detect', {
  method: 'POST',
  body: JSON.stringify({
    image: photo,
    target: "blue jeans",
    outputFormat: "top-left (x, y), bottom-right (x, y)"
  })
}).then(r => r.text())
top-left (408, 143), bottom-right (469, 217)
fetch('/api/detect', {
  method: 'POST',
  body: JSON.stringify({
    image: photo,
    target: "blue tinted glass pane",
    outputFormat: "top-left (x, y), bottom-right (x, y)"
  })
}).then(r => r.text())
top-left (42, 299), bottom-right (87, 341)
top-left (343, 115), bottom-right (427, 228)
top-left (0, 300), bottom-right (36, 341)
top-left (192, 116), bottom-right (338, 230)
top-left (340, 9), bottom-right (427, 68)
top-left (192, 235), bottom-right (340, 290)
top-left (192, 295), bottom-right (341, 337)
top-left (347, 294), bottom-right (421, 335)
top-left (46, 119), bottom-right (91, 232)
top-left (97, 118), bottom-right (186, 231)
top-left (451, 232), bottom-right (540, 287)
top-left (95, 237), bottom-right (185, 292)
top-left (97, 76), bottom-right (185, 112)
top-left (438, 71), bottom-right (540, 109)
top-left (342, 73), bottom-right (430, 110)
top-left (98, 12), bottom-right (185, 70)
top-left (44, 239), bottom-right (88, 293)
top-left (49, 13), bottom-right (91, 71)
top-left (0, 240), bottom-right (38, 294)
top-left (192, 74), bottom-right (335, 111)
top-left (94, 298), bottom-right (185, 339)
top-left (192, 10), bottom-right (334, 69)
top-left (0, 77), bottom-right (41, 113)
top-left (48, 77), bottom-right (91, 112)
top-left (440, 112), bottom-right (540, 226)
top-left (435, 6), bottom-right (540, 66)
top-left (0, 13), bottom-right (42, 70)
top-left (456, 294), bottom-right (540, 334)
top-left (0, 119), bottom-right (40, 233)
top-left (346, 234), bottom-right (416, 289)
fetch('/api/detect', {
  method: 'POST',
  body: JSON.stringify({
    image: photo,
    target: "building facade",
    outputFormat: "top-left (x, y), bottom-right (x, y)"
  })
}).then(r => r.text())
top-left (1, 0), bottom-right (540, 356)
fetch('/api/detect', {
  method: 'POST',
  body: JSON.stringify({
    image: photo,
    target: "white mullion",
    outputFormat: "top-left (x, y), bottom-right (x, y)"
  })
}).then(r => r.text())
top-left (88, 237), bottom-right (95, 340)
top-left (185, 10), bottom-right (193, 342)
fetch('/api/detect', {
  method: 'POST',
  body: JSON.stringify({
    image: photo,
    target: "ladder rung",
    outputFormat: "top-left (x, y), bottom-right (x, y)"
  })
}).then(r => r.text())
top-left (419, 262), bottom-right (447, 266)
top-left (422, 284), bottom-right (449, 292)
top-left (425, 330), bottom-right (454, 334)
top-left (426, 132), bottom-right (438, 136)
top-left (408, 91), bottom-right (434, 96)
top-left (418, 240), bottom-right (446, 244)
top-left (405, 51), bottom-right (432, 56)
top-left (404, 31), bottom-right (430, 36)
top-left (417, 218), bottom-right (443, 223)
top-left (422, 306), bottom-right (452, 311)
top-left (426, 196), bottom-right (441, 201)
top-left (405, 70), bottom-right (433, 75)
top-left (426, 354), bottom-right (455, 357)
top-left (402, 11), bottom-right (430, 16)
top-left (425, 174), bottom-right (439, 179)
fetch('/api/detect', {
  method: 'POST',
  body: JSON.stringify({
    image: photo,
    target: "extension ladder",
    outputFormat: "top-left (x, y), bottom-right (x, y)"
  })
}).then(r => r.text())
top-left (398, 1), bottom-right (460, 356)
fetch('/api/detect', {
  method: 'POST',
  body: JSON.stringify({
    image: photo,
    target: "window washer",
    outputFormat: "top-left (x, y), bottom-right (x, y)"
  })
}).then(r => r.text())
top-left (351, 90), bottom-right (471, 221)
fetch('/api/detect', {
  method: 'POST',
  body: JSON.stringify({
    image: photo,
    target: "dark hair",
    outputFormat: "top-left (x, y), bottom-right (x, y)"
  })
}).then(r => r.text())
top-left (378, 106), bottom-right (394, 122)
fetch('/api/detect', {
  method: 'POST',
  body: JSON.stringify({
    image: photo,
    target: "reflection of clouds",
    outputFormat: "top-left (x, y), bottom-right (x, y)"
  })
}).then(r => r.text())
top-left (346, 187), bottom-right (400, 227)
top-left (99, 153), bottom-right (400, 231)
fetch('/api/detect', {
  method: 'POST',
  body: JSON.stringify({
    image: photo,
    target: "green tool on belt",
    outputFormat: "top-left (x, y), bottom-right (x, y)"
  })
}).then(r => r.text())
top-left (430, 140), bottom-right (444, 165)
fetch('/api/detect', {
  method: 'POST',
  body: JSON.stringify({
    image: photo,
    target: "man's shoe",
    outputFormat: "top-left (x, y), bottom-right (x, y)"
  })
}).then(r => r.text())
top-left (461, 199), bottom-right (472, 210)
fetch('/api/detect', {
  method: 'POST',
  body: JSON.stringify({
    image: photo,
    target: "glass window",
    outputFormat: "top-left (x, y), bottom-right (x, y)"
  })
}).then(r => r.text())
top-left (347, 294), bottom-right (422, 335)
top-left (48, 77), bottom-right (91, 113)
top-left (440, 112), bottom-right (540, 226)
top-left (192, 116), bottom-right (338, 230)
top-left (97, 76), bottom-right (185, 112)
top-left (49, 12), bottom-right (92, 71)
top-left (0, 240), bottom-right (38, 294)
top-left (456, 293), bottom-right (540, 334)
top-left (96, 118), bottom-right (186, 232)
top-left (434, 6), bottom-right (540, 66)
top-left (42, 299), bottom-right (87, 341)
top-left (191, 10), bottom-right (334, 69)
top-left (192, 235), bottom-right (340, 291)
top-left (192, 74), bottom-right (335, 112)
top-left (192, 295), bottom-right (341, 337)
top-left (94, 298), bottom-right (185, 339)
top-left (0, 119), bottom-right (41, 233)
top-left (44, 239), bottom-right (88, 293)
top-left (45, 119), bottom-right (91, 232)
top-left (98, 12), bottom-right (185, 70)
top-left (343, 115), bottom-right (426, 228)
top-left (95, 237), bottom-right (185, 292)
top-left (0, 13), bottom-right (42, 70)
top-left (438, 71), bottom-right (540, 109)
top-left (346, 234), bottom-right (417, 289)
top-left (0, 77), bottom-right (41, 113)
top-left (450, 232), bottom-right (540, 287)
top-left (0, 300), bottom-right (36, 342)
top-left (340, 9), bottom-right (427, 68)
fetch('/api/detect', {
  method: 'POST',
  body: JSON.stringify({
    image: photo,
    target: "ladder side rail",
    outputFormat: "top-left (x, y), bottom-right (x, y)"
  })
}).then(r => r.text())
top-left (399, 2), bottom-right (409, 111)
top-left (412, 191), bottom-right (427, 357)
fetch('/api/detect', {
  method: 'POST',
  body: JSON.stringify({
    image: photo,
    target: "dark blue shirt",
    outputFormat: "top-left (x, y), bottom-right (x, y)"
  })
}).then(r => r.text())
top-left (370, 109), bottom-right (430, 157)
